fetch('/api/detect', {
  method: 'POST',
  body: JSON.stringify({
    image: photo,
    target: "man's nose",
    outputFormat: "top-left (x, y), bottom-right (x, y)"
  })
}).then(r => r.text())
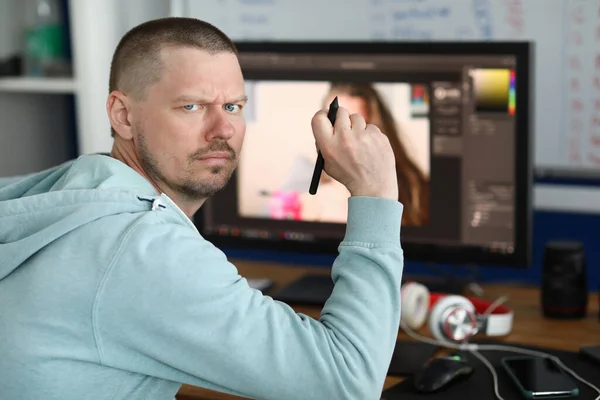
top-left (205, 109), bottom-right (236, 141)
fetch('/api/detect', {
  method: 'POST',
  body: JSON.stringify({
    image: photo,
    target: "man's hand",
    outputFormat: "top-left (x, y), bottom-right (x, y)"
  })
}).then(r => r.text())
top-left (311, 107), bottom-right (399, 201)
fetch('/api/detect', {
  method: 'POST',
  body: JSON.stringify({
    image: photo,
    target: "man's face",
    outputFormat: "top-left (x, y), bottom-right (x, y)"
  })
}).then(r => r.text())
top-left (131, 46), bottom-right (247, 200)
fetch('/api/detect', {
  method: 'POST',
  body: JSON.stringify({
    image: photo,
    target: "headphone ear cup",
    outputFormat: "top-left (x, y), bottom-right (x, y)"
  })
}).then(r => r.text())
top-left (428, 295), bottom-right (474, 342)
top-left (400, 282), bottom-right (430, 330)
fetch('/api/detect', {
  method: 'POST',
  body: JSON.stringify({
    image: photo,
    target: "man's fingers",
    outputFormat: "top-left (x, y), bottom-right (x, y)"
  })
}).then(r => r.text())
top-left (349, 113), bottom-right (367, 131)
top-left (311, 109), bottom-right (334, 146)
top-left (333, 106), bottom-right (352, 134)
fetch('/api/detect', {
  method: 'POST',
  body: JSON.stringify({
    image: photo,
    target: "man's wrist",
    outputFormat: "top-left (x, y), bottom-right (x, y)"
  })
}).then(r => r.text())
top-left (349, 186), bottom-right (398, 201)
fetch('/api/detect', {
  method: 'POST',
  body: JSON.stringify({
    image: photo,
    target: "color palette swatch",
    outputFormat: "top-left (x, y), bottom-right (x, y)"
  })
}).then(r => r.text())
top-left (508, 69), bottom-right (516, 115)
top-left (410, 83), bottom-right (429, 117)
top-left (472, 68), bottom-right (514, 114)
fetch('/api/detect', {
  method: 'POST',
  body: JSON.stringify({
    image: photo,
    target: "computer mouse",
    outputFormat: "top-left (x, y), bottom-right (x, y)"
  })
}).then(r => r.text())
top-left (413, 354), bottom-right (474, 393)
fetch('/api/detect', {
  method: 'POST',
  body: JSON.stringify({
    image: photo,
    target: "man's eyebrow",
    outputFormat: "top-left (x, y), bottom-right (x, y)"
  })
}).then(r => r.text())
top-left (172, 95), bottom-right (248, 104)
top-left (172, 95), bottom-right (208, 104)
top-left (233, 95), bottom-right (249, 104)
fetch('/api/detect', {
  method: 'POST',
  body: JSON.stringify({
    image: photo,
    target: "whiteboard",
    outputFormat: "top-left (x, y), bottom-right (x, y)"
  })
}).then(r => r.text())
top-left (173, 0), bottom-right (600, 171)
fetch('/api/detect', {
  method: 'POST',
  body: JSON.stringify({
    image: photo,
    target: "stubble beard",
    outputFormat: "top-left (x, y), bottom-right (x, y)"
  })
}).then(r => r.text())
top-left (137, 130), bottom-right (236, 201)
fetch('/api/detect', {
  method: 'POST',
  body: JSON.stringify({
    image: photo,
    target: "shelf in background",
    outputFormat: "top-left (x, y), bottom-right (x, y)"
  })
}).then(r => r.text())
top-left (0, 77), bottom-right (77, 94)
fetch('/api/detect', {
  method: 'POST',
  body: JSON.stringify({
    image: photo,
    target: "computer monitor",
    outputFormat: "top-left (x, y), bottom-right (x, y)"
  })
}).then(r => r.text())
top-left (194, 41), bottom-right (533, 302)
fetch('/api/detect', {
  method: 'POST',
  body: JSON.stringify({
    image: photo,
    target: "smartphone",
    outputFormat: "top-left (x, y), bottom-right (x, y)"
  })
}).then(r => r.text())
top-left (501, 356), bottom-right (579, 399)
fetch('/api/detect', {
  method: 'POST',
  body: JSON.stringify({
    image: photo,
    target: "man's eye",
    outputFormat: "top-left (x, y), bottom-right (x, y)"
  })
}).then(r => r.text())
top-left (183, 104), bottom-right (199, 111)
top-left (224, 104), bottom-right (241, 113)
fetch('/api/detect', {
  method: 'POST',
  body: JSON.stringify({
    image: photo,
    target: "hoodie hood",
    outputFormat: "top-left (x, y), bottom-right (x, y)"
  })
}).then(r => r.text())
top-left (0, 154), bottom-right (172, 281)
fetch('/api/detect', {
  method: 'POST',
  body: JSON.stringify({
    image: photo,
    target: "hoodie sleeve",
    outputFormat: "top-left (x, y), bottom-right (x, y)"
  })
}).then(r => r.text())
top-left (94, 196), bottom-right (404, 400)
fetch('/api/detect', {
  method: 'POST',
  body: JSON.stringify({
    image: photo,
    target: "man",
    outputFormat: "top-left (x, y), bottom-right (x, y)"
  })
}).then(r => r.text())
top-left (0, 17), bottom-right (403, 400)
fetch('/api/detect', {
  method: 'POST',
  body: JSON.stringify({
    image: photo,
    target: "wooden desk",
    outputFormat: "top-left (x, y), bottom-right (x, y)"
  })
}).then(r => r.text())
top-left (176, 260), bottom-right (600, 400)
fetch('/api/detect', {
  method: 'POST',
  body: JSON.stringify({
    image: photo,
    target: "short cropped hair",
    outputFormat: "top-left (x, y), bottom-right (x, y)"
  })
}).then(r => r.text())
top-left (108, 17), bottom-right (238, 136)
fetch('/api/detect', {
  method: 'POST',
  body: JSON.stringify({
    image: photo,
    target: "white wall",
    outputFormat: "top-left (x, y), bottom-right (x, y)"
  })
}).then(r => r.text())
top-left (69, 0), bottom-right (171, 156)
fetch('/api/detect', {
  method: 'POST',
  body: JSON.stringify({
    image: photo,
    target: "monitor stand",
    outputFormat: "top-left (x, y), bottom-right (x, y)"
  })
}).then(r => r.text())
top-left (271, 271), bottom-right (472, 306)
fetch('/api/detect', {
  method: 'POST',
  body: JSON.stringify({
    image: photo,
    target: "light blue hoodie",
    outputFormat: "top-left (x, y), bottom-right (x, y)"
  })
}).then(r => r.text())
top-left (0, 154), bottom-right (404, 400)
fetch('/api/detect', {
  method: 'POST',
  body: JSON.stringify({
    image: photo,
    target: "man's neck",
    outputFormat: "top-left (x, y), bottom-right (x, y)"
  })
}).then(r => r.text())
top-left (109, 142), bottom-right (203, 218)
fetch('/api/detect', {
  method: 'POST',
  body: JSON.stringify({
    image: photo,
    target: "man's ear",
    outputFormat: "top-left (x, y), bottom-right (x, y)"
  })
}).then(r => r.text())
top-left (107, 91), bottom-right (134, 140)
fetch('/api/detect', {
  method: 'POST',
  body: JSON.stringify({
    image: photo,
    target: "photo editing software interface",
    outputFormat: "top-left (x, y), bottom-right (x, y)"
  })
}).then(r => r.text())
top-left (197, 49), bottom-right (521, 260)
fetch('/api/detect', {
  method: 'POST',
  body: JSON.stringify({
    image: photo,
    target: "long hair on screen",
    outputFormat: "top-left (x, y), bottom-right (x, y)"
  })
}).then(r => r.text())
top-left (324, 82), bottom-right (430, 226)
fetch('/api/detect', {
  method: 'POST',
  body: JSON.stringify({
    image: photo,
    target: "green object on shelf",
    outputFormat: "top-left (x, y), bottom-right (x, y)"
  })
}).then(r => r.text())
top-left (26, 24), bottom-right (65, 59)
top-left (25, 24), bottom-right (66, 76)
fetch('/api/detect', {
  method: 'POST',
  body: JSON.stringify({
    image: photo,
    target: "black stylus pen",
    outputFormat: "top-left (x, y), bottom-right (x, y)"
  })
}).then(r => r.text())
top-left (309, 96), bottom-right (339, 195)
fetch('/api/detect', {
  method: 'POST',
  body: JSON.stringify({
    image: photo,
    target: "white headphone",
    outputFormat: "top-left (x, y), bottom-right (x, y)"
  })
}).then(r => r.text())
top-left (401, 281), bottom-right (514, 343)
top-left (400, 283), bottom-right (600, 400)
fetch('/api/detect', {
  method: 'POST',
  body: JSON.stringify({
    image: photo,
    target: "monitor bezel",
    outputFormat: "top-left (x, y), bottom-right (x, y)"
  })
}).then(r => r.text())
top-left (194, 41), bottom-right (533, 268)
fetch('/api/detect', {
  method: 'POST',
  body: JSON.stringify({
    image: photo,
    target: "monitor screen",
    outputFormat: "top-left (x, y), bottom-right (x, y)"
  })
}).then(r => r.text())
top-left (195, 42), bottom-right (532, 267)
